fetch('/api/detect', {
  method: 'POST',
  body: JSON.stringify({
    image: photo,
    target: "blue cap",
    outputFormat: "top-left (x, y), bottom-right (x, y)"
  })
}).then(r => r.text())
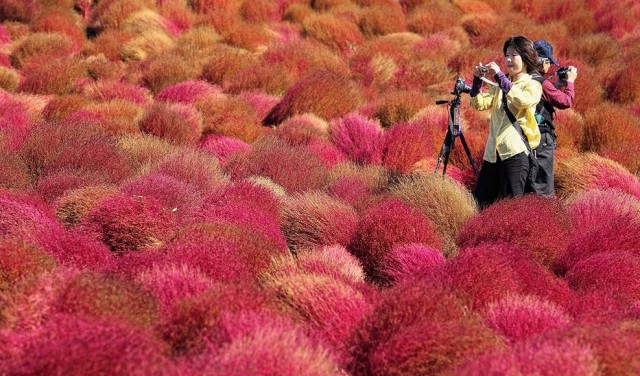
top-left (533, 39), bottom-right (560, 66)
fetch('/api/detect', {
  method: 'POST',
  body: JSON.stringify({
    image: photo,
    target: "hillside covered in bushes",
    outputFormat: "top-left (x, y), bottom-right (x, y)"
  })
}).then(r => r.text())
top-left (1, 0), bottom-right (640, 374)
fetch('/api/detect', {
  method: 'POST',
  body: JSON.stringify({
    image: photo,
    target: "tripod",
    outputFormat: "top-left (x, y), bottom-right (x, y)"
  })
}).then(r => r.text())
top-left (433, 91), bottom-right (479, 178)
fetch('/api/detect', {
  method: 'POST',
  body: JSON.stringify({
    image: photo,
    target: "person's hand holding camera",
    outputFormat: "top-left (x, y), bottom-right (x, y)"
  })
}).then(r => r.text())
top-left (485, 62), bottom-right (500, 76)
top-left (565, 66), bottom-right (577, 83)
top-left (474, 63), bottom-right (488, 78)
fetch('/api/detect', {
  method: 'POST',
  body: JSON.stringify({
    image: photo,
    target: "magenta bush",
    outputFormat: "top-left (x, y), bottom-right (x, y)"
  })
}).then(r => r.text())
top-left (120, 172), bottom-right (205, 223)
top-left (566, 251), bottom-right (640, 305)
top-left (457, 195), bottom-right (571, 270)
top-left (482, 294), bottom-right (572, 343)
top-left (155, 79), bottom-right (222, 104)
top-left (446, 242), bottom-right (575, 310)
top-left (381, 243), bottom-right (447, 284)
top-left (8, 314), bottom-right (172, 376)
top-left (79, 193), bottom-right (178, 254)
top-left (382, 122), bottom-right (435, 174)
top-left (348, 197), bottom-right (442, 285)
top-left (199, 134), bottom-right (251, 165)
top-left (330, 113), bottom-right (385, 165)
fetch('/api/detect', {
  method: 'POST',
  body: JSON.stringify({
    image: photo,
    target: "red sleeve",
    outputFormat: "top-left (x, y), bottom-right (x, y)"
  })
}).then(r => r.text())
top-left (541, 80), bottom-right (574, 109)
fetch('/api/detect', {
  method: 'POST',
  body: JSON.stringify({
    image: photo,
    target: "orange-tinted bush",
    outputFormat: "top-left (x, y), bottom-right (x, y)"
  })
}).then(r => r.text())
top-left (608, 60), bottom-right (640, 104)
top-left (55, 185), bottom-right (119, 227)
top-left (90, 29), bottom-right (136, 61)
top-left (0, 66), bottom-right (19, 92)
top-left (302, 13), bottom-right (364, 53)
top-left (55, 271), bottom-right (160, 328)
top-left (390, 174), bottom-right (477, 257)
top-left (222, 62), bottom-right (293, 95)
top-left (222, 22), bottom-right (275, 51)
top-left (41, 95), bottom-right (93, 122)
top-left (263, 70), bottom-right (363, 126)
top-left (406, 3), bottom-right (463, 35)
top-left (239, 0), bottom-right (277, 22)
top-left (566, 33), bottom-right (621, 67)
top-left (225, 136), bottom-right (328, 194)
top-left (92, 0), bottom-right (156, 30)
top-left (116, 134), bottom-right (180, 175)
top-left (201, 44), bottom-right (258, 85)
top-left (358, 6), bottom-right (407, 37)
top-left (261, 39), bottom-right (350, 81)
top-left (382, 122), bottom-right (434, 174)
top-left (555, 153), bottom-right (640, 199)
top-left (141, 54), bottom-right (201, 94)
top-left (10, 32), bottom-right (76, 69)
top-left (0, 0), bottom-right (40, 23)
top-left (581, 102), bottom-right (640, 153)
top-left (553, 109), bottom-right (585, 152)
top-left (196, 95), bottom-right (265, 143)
top-left (119, 30), bottom-right (176, 61)
top-left (140, 102), bottom-right (203, 145)
top-left (18, 56), bottom-right (87, 95)
top-left (32, 7), bottom-right (86, 48)
top-left (66, 99), bottom-right (145, 136)
top-left (373, 90), bottom-right (431, 128)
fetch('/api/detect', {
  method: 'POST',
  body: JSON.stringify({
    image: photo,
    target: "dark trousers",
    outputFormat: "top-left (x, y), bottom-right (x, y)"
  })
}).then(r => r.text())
top-left (532, 132), bottom-right (556, 195)
top-left (473, 151), bottom-right (529, 208)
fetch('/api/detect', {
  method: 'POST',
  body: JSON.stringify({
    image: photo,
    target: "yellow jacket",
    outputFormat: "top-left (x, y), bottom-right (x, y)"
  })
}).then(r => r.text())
top-left (470, 73), bottom-right (542, 163)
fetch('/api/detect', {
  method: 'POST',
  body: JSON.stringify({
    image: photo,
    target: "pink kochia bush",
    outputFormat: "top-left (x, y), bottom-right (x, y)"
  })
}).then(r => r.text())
top-left (225, 136), bottom-right (329, 194)
top-left (280, 192), bottom-right (359, 252)
top-left (160, 281), bottom-right (281, 357)
top-left (79, 193), bottom-right (178, 254)
top-left (566, 252), bottom-right (640, 306)
top-left (139, 102), bottom-right (203, 145)
top-left (192, 313), bottom-right (342, 375)
top-left (454, 336), bottom-right (598, 375)
top-left (330, 113), bottom-right (385, 165)
top-left (457, 195), bottom-right (570, 270)
top-left (446, 243), bottom-right (575, 310)
top-left (187, 181), bottom-right (287, 250)
top-left (199, 133), bottom-right (251, 165)
top-left (6, 314), bottom-right (172, 376)
top-left (482, 294), bottom-right (572, 343)
top-left (556, 189), bottom-right (640, 274)
top-left (120, 172), bottom-right (205, 223)
top-left (165, 222), bottom-right (287, 282)
top-left (0, 92), bottom-right (31, 151)
top-left (380, 243), bottom-right (446, 284)
top-left (382, 121), bottom-right (435, 174)
top-left (155, 79), bottom-right (222, 104)
top-left (349, 197), bottom-right (442, 285)
top-left (347, 277), bottom-right (503, 375)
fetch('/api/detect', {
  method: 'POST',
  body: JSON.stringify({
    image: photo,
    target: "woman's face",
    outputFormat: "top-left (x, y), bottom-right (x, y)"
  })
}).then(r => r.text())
top-left (504, 46), bottom-right (525, 77)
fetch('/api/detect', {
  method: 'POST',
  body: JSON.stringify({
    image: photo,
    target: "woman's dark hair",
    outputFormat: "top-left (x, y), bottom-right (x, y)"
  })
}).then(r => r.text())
top-left (503, 35), bottom-right (539, 74)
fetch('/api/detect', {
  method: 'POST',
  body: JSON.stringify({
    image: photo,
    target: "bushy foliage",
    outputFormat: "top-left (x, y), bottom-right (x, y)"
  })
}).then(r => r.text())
top-left (482, 294), bottom-right (572, 343)
top-left (7, 314), bottom-right (172, 375)
top-left (373, 90), bottom-right (432, 128)
top-left (446, 243), bottom-right (574, 310)
top-left (348, 197), bottom-right (442, 285)
top-left (18, 56), bottom-right (87, 95)
top-left (382, 122), bottom-right (435, 174)
top-left (390, 174), bottom-right (478, 257)
top-left (379, 243), bottom-right (446, 284)
top-left (139, 102), bottom-right (203, 145)
top-left (280, 191), bottom-right (359, 252)
top-left (330, 113), bottom-right (385, 165)
top-left (302, 13), bottom-right (364, 53)
top-left (348, 277), bottom-right (502, 375)
top-left (79, 193), bottom-right (178, 254)
top-left (196, 95), bottom-right (266, 143)
top-left (10, 32), bottom-right (76, 69)
top-left (263, 70), bottom-right (363, 126)
top-left (555, 153), bottom-right (640, 199)
top-left (225, 136), bottom-right (329, 194)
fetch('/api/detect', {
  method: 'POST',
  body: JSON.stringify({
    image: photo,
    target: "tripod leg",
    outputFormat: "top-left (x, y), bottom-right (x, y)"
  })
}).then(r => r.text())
top-left (434, 130), bottom-right (453, 176)
top-left (458, 133), bottom-right (479, 177)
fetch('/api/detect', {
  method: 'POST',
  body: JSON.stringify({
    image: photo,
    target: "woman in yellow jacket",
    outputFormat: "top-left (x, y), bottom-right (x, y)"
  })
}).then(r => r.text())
top-left (470, 35), bottom-right (542, 208)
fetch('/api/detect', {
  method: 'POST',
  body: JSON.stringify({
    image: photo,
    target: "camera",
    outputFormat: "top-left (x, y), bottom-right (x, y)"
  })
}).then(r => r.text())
top-left (556, 66), bottom-right (570, 80)
top-left (479, 66), bottom-right (489, 74)
top-left (453, 78), bottom-right (471, 96)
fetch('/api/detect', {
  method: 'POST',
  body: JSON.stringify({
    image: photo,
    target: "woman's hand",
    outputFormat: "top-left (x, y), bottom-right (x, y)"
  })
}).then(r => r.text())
top-left (565, 66), bottom-right (578, 82)
top-left (474, 63), bottom-right (488, 78)
top-left (486, 61), bottom-right (500, 76)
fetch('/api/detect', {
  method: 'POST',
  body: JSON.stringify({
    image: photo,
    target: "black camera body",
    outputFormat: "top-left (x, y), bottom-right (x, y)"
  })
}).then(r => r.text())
top-left (453, 77), bottom-right (471, 96)
top-left (556, 66), bottom-right (570, 80)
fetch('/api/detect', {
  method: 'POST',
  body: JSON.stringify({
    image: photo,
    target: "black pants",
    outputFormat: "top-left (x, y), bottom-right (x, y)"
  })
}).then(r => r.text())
top-left (473, 151), bottom-right (529, 208)
top-left (532, 132), bottom-right (557, 195)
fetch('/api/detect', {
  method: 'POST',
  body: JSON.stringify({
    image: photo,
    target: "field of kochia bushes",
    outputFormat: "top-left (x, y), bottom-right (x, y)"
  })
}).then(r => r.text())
top-left (1, 0), bottom-right (640, 374)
